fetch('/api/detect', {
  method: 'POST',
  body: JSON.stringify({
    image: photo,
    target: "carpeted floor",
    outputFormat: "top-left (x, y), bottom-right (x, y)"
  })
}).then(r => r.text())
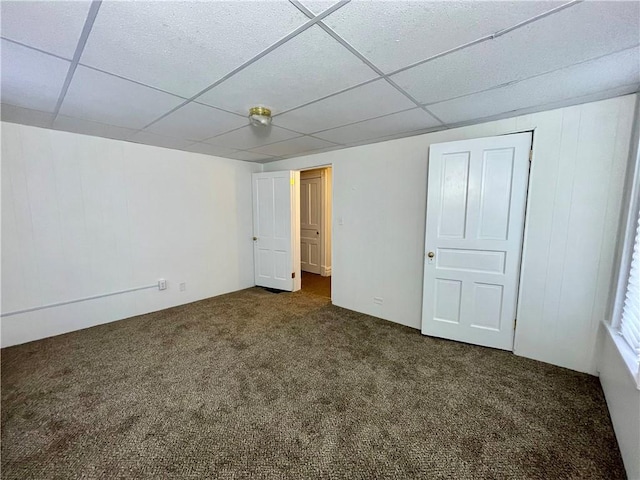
top-left (1, 288), bottom-right (625, 479)
top-left (301, 271), bottom-right (331, 299)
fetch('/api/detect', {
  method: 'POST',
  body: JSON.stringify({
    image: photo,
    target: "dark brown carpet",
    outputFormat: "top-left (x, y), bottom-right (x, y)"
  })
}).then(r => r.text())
top-left (1, 288), bottom-right (625, 479)
top-left (301, 271), bottom-right (331, 299)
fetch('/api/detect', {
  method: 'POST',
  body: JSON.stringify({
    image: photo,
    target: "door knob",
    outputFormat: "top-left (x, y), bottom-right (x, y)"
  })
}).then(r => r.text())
top-left (316, 231), bottom-right (319, 235)
top-left (427, 251), bottom-right (435, 258)
top-left (253, 237), bottom-right (258, 241)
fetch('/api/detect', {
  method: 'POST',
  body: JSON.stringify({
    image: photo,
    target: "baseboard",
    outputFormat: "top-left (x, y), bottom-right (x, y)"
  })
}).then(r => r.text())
top-left (321, 266), bottom-right (332, 277)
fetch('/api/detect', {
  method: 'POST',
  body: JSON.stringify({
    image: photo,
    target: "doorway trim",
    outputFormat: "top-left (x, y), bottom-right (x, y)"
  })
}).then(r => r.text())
top-left (295, 164), bottom-right (333, 299)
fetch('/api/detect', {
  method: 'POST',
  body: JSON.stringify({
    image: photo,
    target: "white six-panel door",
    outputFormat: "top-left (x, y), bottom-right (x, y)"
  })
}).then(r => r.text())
top-left (252, 171), bottom-right (300, 291)
top-left (422, 133), bottom-right (532, 350)
top-left (300, 175), bottom-right (322, 274)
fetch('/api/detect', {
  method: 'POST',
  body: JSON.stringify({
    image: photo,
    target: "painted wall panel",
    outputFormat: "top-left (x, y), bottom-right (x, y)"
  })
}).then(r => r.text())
top-left (264, 94), bottom-right (637, 375)
top-left (599, 329), bottom-right (640, 480)
top-left (1, 122), bottom-right (260, 347)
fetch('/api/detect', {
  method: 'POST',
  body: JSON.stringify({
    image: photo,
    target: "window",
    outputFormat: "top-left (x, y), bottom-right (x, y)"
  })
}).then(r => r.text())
top-left (611, 132), bottom-right (640, 387)
top-left (617, 208), bottom-right (640, 378)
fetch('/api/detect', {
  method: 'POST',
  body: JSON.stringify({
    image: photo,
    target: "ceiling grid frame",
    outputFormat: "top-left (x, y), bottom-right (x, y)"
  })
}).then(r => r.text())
top-left (288, 0), bottom-right (446, 125)
top-left (1, 0), bottom-right (638, 162)
top-left (52, 0), bottom-right (102, 118)
top-left (283, 0), bottom-right (590, 129)
top-left (386, 0), bottom-right (585, 79)
top-left (421, 44), bottom-right (640, 109)
top-left (1, 37), bottom-right (71, 62)
top-left (141, 0), bottom-right (354, 130)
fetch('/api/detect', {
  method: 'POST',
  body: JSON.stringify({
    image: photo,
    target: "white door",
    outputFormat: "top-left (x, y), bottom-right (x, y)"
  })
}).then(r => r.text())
top-left (252, 171), bottom-right (300, 291)
top-left (422, 132), bottom-right (531, 350)
top-left (300, 175), bottom-right (322, 274)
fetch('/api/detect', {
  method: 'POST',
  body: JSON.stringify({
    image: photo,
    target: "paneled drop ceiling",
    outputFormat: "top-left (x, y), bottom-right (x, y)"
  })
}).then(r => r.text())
top-left (1, 0), bottom-right (639, 163)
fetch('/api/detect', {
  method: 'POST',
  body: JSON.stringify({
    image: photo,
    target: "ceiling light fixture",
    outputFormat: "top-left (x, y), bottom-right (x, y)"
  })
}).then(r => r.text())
top-left (249, 106), bottom-right (272, 127)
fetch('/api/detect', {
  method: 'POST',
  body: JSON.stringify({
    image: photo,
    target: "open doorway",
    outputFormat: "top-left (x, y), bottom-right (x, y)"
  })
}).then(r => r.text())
top-left (299, 167), bottom-right (332, 299)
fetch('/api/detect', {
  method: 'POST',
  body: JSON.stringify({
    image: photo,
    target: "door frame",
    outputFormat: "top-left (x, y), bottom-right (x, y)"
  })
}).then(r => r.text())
top-left (511, 129), bottom-right (534, 345)
top-left (300, 169), bottom-right (324, 275)
top-left (512, 130), bottom-right (534, 345)
top-left (295, 164), bottom-right (333, 297)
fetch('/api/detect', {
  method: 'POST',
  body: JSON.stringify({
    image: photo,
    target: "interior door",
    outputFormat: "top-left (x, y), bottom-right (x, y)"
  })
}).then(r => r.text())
top-left (252, 171), bottom-right (300, 291)
top-left (422, 132), bottom-right (532, 350)
top-left (300, 174), bottom-right (322, 274)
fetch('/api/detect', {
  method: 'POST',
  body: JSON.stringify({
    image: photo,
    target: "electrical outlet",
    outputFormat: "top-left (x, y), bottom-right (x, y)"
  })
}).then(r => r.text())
top-left (373, 297), bottom-right (383, 305)
top-left (179, 282), bottom-right (186, 292)
top-left (158, 279), bottom-right (167, 290)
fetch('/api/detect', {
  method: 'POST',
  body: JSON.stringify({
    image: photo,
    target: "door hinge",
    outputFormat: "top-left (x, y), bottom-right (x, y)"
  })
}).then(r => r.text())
top-left (292, 272), bottom-right (295, 279)
top-left (529, 150), bottom-right (533, 162)
top-left (514, 318), bottom-right (517, 328)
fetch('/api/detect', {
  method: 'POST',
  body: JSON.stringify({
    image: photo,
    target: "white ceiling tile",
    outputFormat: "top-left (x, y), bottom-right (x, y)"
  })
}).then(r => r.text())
top-left (278, 144), bottom-right (344, 159)
top-left (249, 136), bottom-right (337, 157)
top-left (322, 1), bottom-right (565, 73)
top-left (4, 0), bottom-right (636, 157)
top-left (345, 126), bottom-right (445, 148)
top-left (80, 1), bottom-right (308, 98)
top-left (59, 66), bottom-right (184, 129)
top-left (392, 1), bottom-right (640, 105)
top-left (443, 85), bottom-right (640, 129)
top-left (226, 151), bottom-right (276, 162)
top-left (197, 25), bottom-right (378, 114)
top-left (275, 79), bottom-right (416, 133)
top-left (52, 115), bottom-right (136, 141)
top-left (205, 125), bottom-right (301, 150)
top-left (1, 0), bottom-right (91, 58)
top-left (183, 142), bottom-right (238, 157)
top-left (299, 1), bottom-right (341, 15)
top-left (1, 40), bottom-right (69, 112)
top-left (428, 48), bottom-right (640, 125)
top-left (1, 103), bottom-right (55, 129)
top-left (128, 131), bottom-right (194, 150)
top-left (314, 108), bottom-right (440, 145)
top-left (147, 102), bottom-right (247, 142)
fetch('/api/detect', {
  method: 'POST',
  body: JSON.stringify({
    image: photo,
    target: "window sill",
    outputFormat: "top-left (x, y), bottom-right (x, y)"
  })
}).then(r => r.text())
top-left (604, 321), bottom-right (640, 390)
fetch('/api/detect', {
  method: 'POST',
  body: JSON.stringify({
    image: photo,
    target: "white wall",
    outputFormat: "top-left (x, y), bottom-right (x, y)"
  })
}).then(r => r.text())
top-left (598, 97), bottom-right (640, 480)
top-left (265, 94), bottom-right (637, 375)
top-left (1, 122), bottom-right (260, 347)
top-left (2, 96), bottom-right (635, 374)
top-left (599, 330), bottom-right (640, 479)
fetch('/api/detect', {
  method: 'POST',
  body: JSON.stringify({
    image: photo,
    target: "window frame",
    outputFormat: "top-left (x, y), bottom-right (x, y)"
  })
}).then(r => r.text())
top-left (609, 106), bottom-right (640, 388)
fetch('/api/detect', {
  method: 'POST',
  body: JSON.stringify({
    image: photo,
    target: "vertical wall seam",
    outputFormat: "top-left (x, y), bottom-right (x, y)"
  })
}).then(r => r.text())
top-left (552, 108), bottom-right (582, 351)
top-left (17, 127), bottom-right (45, 304)
top-left (120, 144), bottom-right (136, 298)
top-left (53, 0), bottom-right (103, 119)
top-left (537, 112), bottom-right (565, 350)
top-left (76, 138), bottom-right (95, 295)
top-left (4, 128), bottom-right (28, 310)
top-left (47, 131), bottom-right (72, 298)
